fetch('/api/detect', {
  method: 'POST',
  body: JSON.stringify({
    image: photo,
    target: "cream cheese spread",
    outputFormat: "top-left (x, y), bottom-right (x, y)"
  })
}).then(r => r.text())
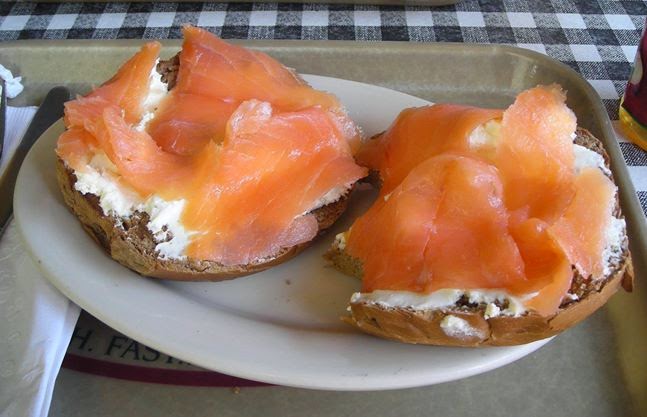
top-left (309, 184), bottom-right (352, 213)
top-left (140, 196), bottom-right (195, 259)
top-left (573, 144), bottom-right (611, 176)
top-left (351, 289), bottom-right (527, 317)
top-left (333, 232), bottom-right (347, 251)
top-left (440, 315), bottom-right (484, 339)
top-left (134, 61), bottom-right (168, 132)
top-left (467, 120), bottom-right (500, 150)
top-left (602, 216), bottom-right (626, 277)
top-left (73, 152), bottom-right (194, 260)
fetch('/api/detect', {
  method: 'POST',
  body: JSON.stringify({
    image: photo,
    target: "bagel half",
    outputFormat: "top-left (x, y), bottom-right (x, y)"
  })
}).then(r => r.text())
top-left (56, 54), bottom-right (355, 281)
top-left (326, 128), bottom-right (634, 346)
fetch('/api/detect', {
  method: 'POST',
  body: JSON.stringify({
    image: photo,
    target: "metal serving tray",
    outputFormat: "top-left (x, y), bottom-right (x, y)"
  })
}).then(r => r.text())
top-left (1, 40), bottom-right (645, 417)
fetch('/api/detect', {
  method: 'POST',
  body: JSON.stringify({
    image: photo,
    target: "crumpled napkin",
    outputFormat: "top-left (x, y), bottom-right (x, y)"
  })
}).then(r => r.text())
top-left (0, 106), bottom-right (81, 417)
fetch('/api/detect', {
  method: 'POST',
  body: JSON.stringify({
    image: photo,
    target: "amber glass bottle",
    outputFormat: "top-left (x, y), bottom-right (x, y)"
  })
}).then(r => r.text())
top-left (620, 22), bottom-right (647, 150)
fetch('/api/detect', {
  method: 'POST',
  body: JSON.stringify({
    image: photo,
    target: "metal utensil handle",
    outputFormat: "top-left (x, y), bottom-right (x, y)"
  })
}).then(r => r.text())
top-left (0, 79), bottom-right (6, 161)
top-left (0, 86), bottom-right (70, 236)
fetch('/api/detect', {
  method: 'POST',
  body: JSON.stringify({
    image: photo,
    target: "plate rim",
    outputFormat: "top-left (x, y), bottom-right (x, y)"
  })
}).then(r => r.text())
top-left (14, 74), bottom-right (552, 391)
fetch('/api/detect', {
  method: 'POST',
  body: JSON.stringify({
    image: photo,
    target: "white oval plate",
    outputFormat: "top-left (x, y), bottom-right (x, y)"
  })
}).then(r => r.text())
top-left (14, 75), bottom-right (551, 391)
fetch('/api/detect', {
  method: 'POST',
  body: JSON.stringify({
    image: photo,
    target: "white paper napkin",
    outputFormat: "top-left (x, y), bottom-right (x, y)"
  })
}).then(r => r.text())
top-left (1, 107), bottom-right (38, 172)
top-left (0, 107), bottom-right (81, 417)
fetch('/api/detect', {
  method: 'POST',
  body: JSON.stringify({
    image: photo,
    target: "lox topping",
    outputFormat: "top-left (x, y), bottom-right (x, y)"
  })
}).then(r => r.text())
top-left (57, 26), bottom-right (366, 266)
top-left (149, 26), bottom-right (360, 156)
top-left (346, 85), bottom-right (617, 317)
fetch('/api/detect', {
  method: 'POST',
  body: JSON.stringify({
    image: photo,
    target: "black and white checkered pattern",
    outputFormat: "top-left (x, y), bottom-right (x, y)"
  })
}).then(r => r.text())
top-left (2, 0), bottom-right (647, 212)
top-left (1, 1), bottom-right (643, 116)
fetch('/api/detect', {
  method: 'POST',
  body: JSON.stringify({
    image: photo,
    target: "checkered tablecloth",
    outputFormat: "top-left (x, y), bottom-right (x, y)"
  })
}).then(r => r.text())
top-left (1, 0), bottom-right (647, 212)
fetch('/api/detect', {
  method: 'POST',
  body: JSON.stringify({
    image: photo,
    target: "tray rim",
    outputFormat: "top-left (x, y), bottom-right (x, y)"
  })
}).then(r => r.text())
top-left (5, 41), bottom-right (645, 393)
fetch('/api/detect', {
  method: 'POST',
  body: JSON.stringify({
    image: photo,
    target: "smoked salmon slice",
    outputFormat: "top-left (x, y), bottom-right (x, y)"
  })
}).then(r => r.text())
top-left (551, 168), bottom-right (617, 279)
top-left (59, 42), bottom-right (163, 166)
top-left (84, 106), bottom-right (208, 198)
top-left (65, 42), bottom-right (161, 128)
top-left (56, 128), bottom-right (98, 170)
top-left (183, 100), bottom-right (366, 265)
top-left (177, 26), bottom-right (338, 112)
top-left (148, 26), bottom-right (360, 155)
top-left (64, 96), bottom-right (113, 131)
top-left (510, 218), bottom-right (572, 316)
top-left (347, 155), bottom-right (527, 293)
top-left (495, 85), bottom-right (577, 223)
top-left (146, 91), bottom-right (239, 156)
top-left (356, 104), bottom-right (503, 194)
